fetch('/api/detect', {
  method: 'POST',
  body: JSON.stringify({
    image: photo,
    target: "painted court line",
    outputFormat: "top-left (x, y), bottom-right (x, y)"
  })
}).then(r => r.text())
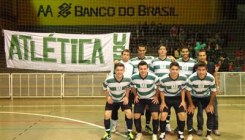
top-left (0, 111), bottom-right (126, 138)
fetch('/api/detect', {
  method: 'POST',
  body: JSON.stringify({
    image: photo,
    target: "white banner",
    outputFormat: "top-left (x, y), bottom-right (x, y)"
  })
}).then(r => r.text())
top-left (4, 30), bottom-right (130, 72)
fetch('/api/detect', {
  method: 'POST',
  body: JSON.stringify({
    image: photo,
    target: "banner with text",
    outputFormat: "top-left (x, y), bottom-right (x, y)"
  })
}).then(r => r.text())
top-left (18, 0), bottom-right (222, 25)
top-left (4, 30), bottom-right (130, 72)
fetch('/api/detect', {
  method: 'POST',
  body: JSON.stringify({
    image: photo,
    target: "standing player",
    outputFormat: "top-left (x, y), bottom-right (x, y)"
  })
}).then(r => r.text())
top-left (150, 43), bottom-right (172, 132)
top-left (101, 63), bottom-right (134, 140)
top-left (110, 49), bottom-right (134, 132)
top-left (158, 62), bottom-right (187, 140)
top-left (192, 49), bottom-right (221, 136)
top-left (186, 62), bottom-right (217, 140)
top-left (130, 44), bottom-right (155, 134)
top-left (131, 61), bottom-right (159, 140)
top-left (173, 45), bottom-right (196, 132)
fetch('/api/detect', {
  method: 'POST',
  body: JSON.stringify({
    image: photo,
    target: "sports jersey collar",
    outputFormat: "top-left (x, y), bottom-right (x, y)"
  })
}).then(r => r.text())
top-left (139, 72), bottom-right (148, 80)
top-left (114, 75), bottom-right (124, 83)
top-left (138, 56), bottom-right (146, 60)
top-left (182, 57), bottom-right (190, 62)
top-left (158, 56), bottom-right (167, 61)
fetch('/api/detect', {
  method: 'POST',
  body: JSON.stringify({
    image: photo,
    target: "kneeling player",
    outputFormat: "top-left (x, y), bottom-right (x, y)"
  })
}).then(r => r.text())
top-left (101, 63), bottom-right (134, 140)
top-left (159, 62), bottom-right (187, 140)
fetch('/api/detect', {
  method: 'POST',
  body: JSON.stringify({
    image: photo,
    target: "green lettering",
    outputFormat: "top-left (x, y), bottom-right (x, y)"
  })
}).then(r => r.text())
top-left (9, 35), bottom-right (22, 60)
top-left (31, 41), bottom-right (42, 61)
top-left (19, 35), bottom-right (31, 60)
top-left (57, 38), bottom-right (70, 64)
top-left (43, 37), bottom-right (56, 62)
top-left (71, 39), bottom-right (77, 64)
top-left (79, 39), bottom-right (91, 64)
top-left (113, 33), bottom-right (126, 60)
top-left (92, 39), bottom-right (104, 64)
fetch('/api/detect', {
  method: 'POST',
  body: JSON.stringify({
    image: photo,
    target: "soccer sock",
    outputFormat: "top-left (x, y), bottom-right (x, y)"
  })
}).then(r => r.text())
top-left (126, 118), bottom-right (133, 131)
top-left (160, 120), bottom-right (166, 133)
top-left (104, 119), bottom-right (110, 134)
top-left (145, 109), bottom-right (151, 125)
top-left (178, 120), bottom-right (185, 133)
top-left (134, 118), bottom-right (142, 133)
top-left (207, 112), bottom-right (213, 136)
top-left (111, 109), bottom-right (118, 120)
top-left (152, 119), bottom-right (159, 134)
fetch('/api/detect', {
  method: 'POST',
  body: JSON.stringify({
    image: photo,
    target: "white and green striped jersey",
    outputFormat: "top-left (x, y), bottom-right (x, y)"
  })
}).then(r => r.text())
top-left (131, 72), bottom-right (159, 99)
top-left (103, 75), bottom-right (131, 102)
top-left (177, 58), bottom-right (196, 77)
top-left (130, 56), bottom-right (154, 73)
top-left (186, 72), bottom-right (216, 98)
top-left (150, 57), bottom-right (172, 78)
top-left (159, 73), bottom-right (187, 97)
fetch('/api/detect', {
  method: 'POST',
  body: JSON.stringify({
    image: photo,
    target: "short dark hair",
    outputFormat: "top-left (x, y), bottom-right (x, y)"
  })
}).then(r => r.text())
top-left (180, 45), bottom-right (190, 51)
top-left (138, 60), bottom-right (148, 68)
top-left (197, 49), bottom-right (206, 55)
top-left (196, 61), bottom-right (207, 69)
top-left (137, 43), bottom-right (147, 49)
top-left (114, 62), bottom-right (125, 71)
top-left (158, 43), bottom-right (168, 50)
top-left (170, 62), bottom-right (180, 68)
top-left (121, 49), bottom-right (130, 55)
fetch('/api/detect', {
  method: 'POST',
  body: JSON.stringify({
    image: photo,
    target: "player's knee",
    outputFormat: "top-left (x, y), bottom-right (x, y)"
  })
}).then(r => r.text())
top-left (178, 112), bottom-right (186, 121)
top-left (104, 111), bottom-right (111, 119)
top-left (151, 112), bottom-right (158, 119)
top-left (134, 113), bottom-right (141, 119)
top-left (124, 109), bottom-right (132, 119)
top-left (160, 112), bottom-right (168, 121)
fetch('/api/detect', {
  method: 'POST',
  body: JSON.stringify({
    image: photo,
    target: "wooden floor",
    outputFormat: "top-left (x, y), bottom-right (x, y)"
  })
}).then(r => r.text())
top-left (0, 97), bottom-right (244, 140)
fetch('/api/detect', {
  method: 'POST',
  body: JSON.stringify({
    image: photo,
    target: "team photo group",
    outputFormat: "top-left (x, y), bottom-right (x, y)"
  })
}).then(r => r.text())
top-left (102, 43), bottom-right (220, 140)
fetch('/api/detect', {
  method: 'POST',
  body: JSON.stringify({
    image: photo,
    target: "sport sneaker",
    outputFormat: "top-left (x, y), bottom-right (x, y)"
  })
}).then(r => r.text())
top-left (110, 120), bottom-right (118, 132)
top-left (145, 125), bottom-right (153, 134)
top-left (187, 134), bottom-right (193, 140)
top-left (159, 132), bottom-right (165, 140)
top-left (165, 124), bottom-right (171, 132)
top-left (101, 133), bottom-right (111, 140)
top-left (177, 135), bottom-right (184, 140)
top-left (127, 132), bottom-right (134, 140)
top-left (213, 130), bottom-right (221, 136)
top-left (135, 133), bottom-right (143, 140)
top-left (205, 135), bottom-right (213, 140)
top-left (196, 129), bottom-right (203, 136)
top-left (152, 134), bottom-right (157, 140)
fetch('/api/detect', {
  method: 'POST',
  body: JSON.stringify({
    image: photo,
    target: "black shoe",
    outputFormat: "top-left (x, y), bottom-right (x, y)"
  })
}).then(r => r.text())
top-left (145, 125), bottom-right (153, 134)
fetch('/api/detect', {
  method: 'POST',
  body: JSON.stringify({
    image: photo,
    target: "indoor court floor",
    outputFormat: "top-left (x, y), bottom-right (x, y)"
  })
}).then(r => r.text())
top-left (0, 97), bottom-right (244, 140)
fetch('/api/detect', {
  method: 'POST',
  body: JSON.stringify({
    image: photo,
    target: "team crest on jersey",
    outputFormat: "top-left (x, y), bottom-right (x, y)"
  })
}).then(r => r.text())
top-left (116, 86), bottom-right (122, 90)
top-left (140, 83), bottom-right (147, 88)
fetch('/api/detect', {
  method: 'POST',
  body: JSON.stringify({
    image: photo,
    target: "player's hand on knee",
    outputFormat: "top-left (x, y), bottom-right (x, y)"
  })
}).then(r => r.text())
top-left (187, 104), bottom-right (195, 114)
top-left (206, 104), bottom-right (214, 114)
top-left (123, 97), bottom-right (129, 105)
top-left (134, 95), bottom-right (139, 103)
top-left (160, 103), bottom-right (168, 112)
top-left (152, 96), bottom-right (159, 104)
top-left (179, 101), bottom-right (186, 111)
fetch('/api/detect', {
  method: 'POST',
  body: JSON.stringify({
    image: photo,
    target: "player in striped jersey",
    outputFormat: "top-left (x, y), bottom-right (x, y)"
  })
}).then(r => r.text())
top-left (130, 43), bottom-right (154, 73)
top-left (101, 63), bottom-right (134, 140)
top-left (177, 46), bottom-right (196, 78)
top-left (110, 49), bottom-right (134, 132)
top-left (130, 44), bottom-right (155, 134)
top-left (150, 43), bottom-right (172, 132)
top-left (186, 62), bottom-right (217, 140)
top-left (131, 61), bottom-right (159, 140)
top-left (158, 62), bottom-right (187, 140)
top-left (170, 45), bottom-right (196, 133)
top-left (150, 43), bottom-right (172, 77)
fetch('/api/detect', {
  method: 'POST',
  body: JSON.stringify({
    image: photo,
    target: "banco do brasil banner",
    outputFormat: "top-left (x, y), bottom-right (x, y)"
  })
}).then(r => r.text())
top-left (4, 30), bottom-right (130, 72)
top-left (18, 0), bottom-right (222, 25)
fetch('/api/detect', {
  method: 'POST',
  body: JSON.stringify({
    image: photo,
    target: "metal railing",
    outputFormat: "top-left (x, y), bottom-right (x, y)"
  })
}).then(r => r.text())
top-left (0, 72), bottom-right (244, 99)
